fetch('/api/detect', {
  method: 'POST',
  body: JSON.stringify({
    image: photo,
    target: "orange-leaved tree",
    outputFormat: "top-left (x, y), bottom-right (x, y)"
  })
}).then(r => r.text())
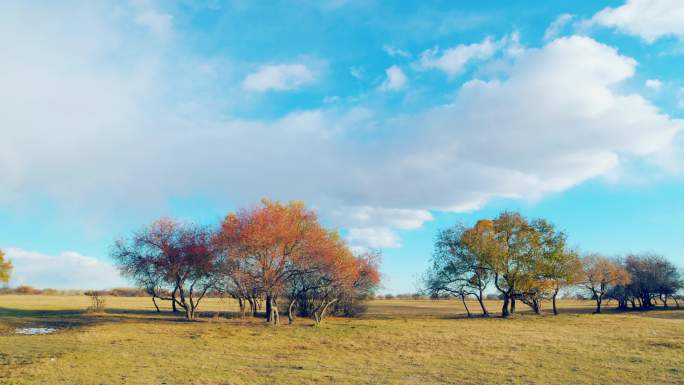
top-left (219, 199), bottom-right (329, 325)
top-left (217, 199), bottom-right (381, 325)
top-left (581, 254), bottom-right (631, 314)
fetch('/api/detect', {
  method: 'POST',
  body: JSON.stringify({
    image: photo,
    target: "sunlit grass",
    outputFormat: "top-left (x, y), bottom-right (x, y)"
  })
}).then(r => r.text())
top-left (0, 295), bottom-right (682, 384)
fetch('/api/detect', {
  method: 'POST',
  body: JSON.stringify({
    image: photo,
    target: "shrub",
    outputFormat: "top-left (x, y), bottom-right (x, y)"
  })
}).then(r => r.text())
top-left (85, 290), bottom-right (107, 313)
top-left (15, 285), bottom-right (40, 295)
top-left (109, 287), bottom-right (146, 297)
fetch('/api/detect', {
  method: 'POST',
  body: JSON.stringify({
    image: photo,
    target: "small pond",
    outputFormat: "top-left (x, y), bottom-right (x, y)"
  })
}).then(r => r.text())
top-left (14, 327), bottom-right (57, 335)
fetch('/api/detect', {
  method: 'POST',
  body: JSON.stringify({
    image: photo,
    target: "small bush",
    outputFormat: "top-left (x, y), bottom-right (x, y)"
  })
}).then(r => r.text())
top-left (85, 290), bottom-right (107, 313)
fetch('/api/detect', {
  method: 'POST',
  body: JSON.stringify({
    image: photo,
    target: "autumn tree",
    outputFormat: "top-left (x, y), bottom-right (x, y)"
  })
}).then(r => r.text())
top-left (485, 212), bottom-right (540, 318)
top-left (427, 212), bottom-right (583, 318)
top-left (306, 249), bottom-right (380, 325)
top-left (424, 223), bottom-right (493, 317)
top-left (608, 254), bottom-right (683, 310)
top-left (112, 218), bottom-right (221, 320)
top-left (280, 227), bottom-right (351, 324)
top-left (0, 249), bottom-right (12, 285)
top-left (522, 219), bottom-right (582, 315)
top-left (216, 199), bottom-right (380, 325)
top-left (580, 254), bottom-right (631, 314)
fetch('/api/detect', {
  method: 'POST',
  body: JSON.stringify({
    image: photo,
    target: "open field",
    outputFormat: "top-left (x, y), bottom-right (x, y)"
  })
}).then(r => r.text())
top-left (0, 295), bottom-right (683, 384)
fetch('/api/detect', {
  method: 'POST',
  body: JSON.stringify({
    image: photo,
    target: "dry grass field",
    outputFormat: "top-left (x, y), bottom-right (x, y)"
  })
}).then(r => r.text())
top-left (0, 295), bottom-right (683, 384)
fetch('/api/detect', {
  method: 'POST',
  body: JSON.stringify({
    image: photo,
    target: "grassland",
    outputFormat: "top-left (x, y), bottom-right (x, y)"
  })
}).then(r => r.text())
top-left (0, 295), bottom-right (682, 385)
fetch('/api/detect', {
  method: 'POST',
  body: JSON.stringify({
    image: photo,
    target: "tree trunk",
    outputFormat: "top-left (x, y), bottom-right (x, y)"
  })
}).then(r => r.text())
top-left (247, 297), bottom-right (255, 317)
top-left (552, 290), bottom-right (559, 316)
top-left (314, 299), bottom-right (338, 325)
top-left (476, 292), bottom-right (489, 317)
top-left (501, 294), bottom-right (510, 318)
top-left (271, 297), bottom-right (279, 325)
top-left (461, 294), bottom-right (471, 318)
top-left (673, 297), bottom-right (680, 309)
top-left (594, 297), bottom-right (602, 314)
top-left (288, 299), bottom-right (297, 324)
top-left (265, 294), bottom-right (272, 322)
top-left (151, 296), bottom-right (161, 312)
top-left (238, 297), bottom-right (245, 317)
top-left (661, 294), bottom-right (668, 308)
top-left (510, 295), bottom-right (516, 315)
top-left (171, 287), bottom-right (179, 313)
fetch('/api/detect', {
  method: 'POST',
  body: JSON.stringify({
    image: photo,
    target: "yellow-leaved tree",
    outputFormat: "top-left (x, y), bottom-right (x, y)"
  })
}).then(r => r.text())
top-left (0, 249), bottom-right (12, 284)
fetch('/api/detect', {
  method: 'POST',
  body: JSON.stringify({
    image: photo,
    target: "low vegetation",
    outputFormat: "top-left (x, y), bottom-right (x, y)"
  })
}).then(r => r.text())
top-left (0, 295), bottom-right (683, 384)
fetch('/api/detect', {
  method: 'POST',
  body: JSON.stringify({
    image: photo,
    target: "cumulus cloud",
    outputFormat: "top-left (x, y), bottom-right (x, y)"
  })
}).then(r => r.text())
top-left (243, 64), bottom-right (316, 92)
top-left (592, 0), bottom-right (684, 43)
top-left (417, 36), bottom-right (500, 77)
top-left (4, 248), bottom-right (126, 289)
top-left (346, 228), bottom-right (401, 248)
top-left (379, 65), bottom-right (407, 91)
top-left (0, 1), bottom-right (682, 253)
top-left (334, 206), bottom-right (433, 230)
top-left (334, 207), bottom-right (432, 247)
top-left (645, 79), bottom-right (663, 91)
top-left (544, 14), bottom-right (574, 41)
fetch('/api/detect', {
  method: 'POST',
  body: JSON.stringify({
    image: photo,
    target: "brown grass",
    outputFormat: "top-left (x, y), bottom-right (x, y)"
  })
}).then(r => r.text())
top-left (0, 295), bottom-right (682, 384)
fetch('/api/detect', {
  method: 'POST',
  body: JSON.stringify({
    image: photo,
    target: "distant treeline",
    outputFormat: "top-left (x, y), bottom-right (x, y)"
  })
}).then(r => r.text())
top-left (0, 286), bottom-right (149, 297)
top-left (425, 211), bottom-right (683, 317)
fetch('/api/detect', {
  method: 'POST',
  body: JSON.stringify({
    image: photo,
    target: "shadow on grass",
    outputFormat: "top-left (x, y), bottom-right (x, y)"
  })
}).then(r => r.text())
top-left (361, 301), bottom-right (684, 320)
top-left (0, 307), bottom-right (264, 333)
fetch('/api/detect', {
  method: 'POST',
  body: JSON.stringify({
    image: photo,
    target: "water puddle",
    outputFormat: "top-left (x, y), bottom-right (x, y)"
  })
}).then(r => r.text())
top-left (14, 327), bottom-right (57, 335)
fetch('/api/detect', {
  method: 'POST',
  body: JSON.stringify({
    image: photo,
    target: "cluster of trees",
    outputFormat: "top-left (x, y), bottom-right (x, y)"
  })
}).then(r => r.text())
top-left (605, 254), bottom-right (682, 310)
top-left (112, 200), bottom-right (381, 324)
top-left (425, 212), bottom-right (683, 317)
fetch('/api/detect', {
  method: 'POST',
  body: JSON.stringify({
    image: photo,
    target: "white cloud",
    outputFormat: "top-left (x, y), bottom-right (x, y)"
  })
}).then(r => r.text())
top-left (417, 36), bottom-right (499, 77)
top-left (350, 66), bottom-right (364, 79)
top-left (0, 2), bottom-right (682, 256)
top-left (334, 206), bottom-right (432, 230)
top-left (544, 14), bottom-right (574, 41)
top-left (383, 44), bottom-right (411, 58)
top-left (347, 228), bottom-right (402, 248)
top-left (4, 248), bottom-right (126, 289)
top-left (645, 79), bottom-right (663, 91)
top-left (243, 64), bottom-right (316, 92)
top-left (379, 65), bottom-right (407, 91)
top-left (592, 0), bottom-right (684, 43)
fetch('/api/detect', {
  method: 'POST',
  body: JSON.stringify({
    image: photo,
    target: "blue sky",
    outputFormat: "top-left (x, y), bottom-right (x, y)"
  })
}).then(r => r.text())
top-left (1, 0), bottom-right (684, 293)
